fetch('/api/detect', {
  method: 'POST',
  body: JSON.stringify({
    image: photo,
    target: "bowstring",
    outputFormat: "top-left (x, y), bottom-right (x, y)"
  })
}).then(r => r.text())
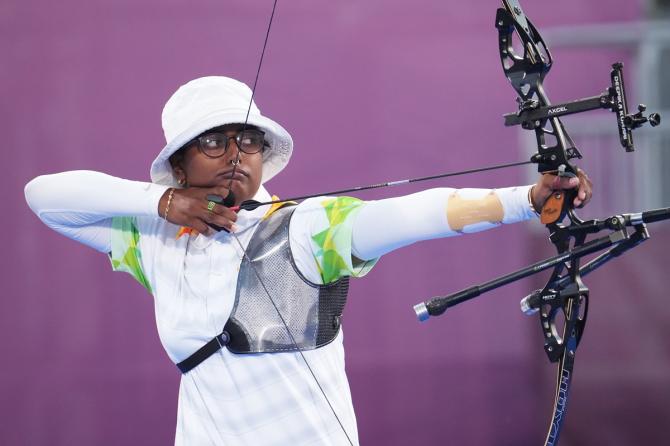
top-left (230, 233), bottom-right (355, 445)
top-left (223, 1), bottom-right (355, 444)
top-left (225, 0), bottom-right (278, 194)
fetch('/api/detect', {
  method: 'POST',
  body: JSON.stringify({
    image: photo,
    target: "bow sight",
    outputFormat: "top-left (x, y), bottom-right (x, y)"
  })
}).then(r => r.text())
top-left (413, 1), bottom-right (666, 445)
top-left (503, 63), bottom-right (661, 152)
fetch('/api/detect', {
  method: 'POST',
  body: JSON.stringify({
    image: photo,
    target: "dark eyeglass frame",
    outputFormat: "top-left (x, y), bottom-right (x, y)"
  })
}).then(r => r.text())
top-left (186, 129), bottom-right (268, 159)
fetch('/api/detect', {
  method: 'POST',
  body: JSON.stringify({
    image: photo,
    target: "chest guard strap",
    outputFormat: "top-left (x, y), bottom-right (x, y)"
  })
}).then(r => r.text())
top-left (177, 205), bottom-right (349, 373)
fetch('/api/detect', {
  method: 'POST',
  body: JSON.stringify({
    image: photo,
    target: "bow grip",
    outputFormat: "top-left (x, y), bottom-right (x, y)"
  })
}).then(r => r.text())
top-left (540, 189), bottom-right (577, 225)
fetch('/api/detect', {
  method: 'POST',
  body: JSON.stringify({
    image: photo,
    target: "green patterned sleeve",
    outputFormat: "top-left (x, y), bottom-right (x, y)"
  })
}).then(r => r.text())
top-left (108, 216), bottom-right (152, 293)
top-left (310, 197), bottom-right (378, 284)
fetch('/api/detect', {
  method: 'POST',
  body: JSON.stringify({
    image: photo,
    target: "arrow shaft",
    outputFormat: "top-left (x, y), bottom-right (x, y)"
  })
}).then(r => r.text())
top-left (234, 159), bottom-right (534, 211)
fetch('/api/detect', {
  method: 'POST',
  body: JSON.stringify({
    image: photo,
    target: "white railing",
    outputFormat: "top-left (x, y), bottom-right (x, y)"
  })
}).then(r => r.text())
top-left (520, 20), bottom-right (670, 223)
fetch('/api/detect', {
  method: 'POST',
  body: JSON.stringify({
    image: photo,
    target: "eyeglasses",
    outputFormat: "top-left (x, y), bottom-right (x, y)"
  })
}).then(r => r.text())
top-left (189, 129), bottom-right (267, 158)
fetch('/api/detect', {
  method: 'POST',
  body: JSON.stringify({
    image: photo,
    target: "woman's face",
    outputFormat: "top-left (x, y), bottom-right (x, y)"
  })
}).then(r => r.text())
top-left (171, 124), bottom-right (264, 205)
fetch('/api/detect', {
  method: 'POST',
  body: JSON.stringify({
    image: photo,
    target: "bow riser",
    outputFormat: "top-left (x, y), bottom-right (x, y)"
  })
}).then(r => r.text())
top-left (496, 5), bottom-right (580, 179)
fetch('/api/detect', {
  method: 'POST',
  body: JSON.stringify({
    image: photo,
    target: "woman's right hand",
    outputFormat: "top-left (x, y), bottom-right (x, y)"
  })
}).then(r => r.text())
top-left (158, 186), bottom-right (238, 234)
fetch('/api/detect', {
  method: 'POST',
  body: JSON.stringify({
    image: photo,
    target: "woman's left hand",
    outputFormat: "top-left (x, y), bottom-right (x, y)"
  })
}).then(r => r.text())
top-left (530, 168), bottom-right (593, 212)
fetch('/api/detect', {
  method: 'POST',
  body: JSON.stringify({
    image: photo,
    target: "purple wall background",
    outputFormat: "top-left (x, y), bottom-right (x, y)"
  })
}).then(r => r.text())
top-left (3, 0), bottom-right (669, 445)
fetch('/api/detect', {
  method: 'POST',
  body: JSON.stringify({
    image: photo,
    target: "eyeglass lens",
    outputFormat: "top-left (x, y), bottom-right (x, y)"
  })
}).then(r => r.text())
top-left (199, 130), bottom-right (265, 157)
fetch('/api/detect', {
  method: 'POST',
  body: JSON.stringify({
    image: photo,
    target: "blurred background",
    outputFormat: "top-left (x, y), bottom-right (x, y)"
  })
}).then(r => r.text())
top-left (2, 0), bottom-right (669, 444)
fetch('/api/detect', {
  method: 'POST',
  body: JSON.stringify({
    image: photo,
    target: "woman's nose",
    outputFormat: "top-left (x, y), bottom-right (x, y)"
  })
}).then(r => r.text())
top-left (225, 138), bottom-right (241, 164)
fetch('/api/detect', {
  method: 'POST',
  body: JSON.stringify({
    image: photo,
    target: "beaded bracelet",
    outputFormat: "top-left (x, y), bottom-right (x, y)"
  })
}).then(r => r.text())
top-left (163, 188), bottom-right (175, 220)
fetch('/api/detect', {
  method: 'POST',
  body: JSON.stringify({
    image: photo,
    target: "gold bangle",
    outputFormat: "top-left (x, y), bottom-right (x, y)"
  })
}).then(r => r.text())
top-left (164, 188), bottom-right (175, 220)
top-left (528, 186), bottom-right (540, 216)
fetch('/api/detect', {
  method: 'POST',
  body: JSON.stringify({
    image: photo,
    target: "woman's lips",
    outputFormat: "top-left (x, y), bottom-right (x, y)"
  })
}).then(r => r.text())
top-left (217, 170), bottom-right (248, 181)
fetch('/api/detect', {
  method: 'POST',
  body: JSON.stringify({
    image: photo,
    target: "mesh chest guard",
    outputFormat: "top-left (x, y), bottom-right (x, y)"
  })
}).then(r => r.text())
top-left (223, 205), bottom-right (349, 354)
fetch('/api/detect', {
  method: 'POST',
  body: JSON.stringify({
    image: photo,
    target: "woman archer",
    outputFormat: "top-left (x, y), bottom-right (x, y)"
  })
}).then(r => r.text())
top-left (25, 76), bottom-right (591, 445)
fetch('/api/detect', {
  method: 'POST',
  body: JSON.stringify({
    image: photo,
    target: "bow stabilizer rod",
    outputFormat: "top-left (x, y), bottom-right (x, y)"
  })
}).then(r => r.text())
top-left (412, 224), bottom-right (628, 321)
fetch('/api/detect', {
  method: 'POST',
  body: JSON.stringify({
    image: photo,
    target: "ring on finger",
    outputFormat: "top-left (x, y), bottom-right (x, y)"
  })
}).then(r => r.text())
top-left (207, 201), bottom-right (217, 213)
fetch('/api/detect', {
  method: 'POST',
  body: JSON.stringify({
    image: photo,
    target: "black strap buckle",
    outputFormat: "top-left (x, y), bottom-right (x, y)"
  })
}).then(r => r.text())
top-left (176, 330), bottom-right (230, 374)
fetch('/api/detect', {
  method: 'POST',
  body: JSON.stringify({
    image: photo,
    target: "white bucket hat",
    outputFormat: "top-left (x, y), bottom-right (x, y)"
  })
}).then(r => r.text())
top-left (150, 76), bottom-right (293, 187)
